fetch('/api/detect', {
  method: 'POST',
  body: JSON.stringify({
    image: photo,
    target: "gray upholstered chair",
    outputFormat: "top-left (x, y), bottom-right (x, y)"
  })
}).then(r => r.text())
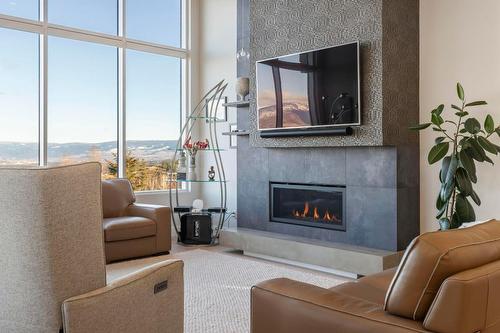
top-left (0, 163), bottom-right (183, 333)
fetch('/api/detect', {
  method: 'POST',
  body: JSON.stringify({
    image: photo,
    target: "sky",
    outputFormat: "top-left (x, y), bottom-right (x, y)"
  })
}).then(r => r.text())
top-left (0, 0), bottom-right (182, 145)
top-left (256, 54), bottom-right (310, 108)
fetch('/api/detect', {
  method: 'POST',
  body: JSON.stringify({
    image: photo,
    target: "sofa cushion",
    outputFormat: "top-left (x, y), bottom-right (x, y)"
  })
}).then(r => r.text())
top-left (103, 217), bottom-right (156, 242)
top-left (102, 179), bottom-right (136, 218)
top-left (332, 268), bottom-right (396, 305)
top-left (384, 219), bottom-right (500, 320)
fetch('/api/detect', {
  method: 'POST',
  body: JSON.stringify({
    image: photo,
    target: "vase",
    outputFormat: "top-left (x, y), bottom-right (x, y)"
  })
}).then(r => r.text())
top-left (236, 77), bottom-right (249, 101)
top-left (187, 155), bottom-right (197, 181)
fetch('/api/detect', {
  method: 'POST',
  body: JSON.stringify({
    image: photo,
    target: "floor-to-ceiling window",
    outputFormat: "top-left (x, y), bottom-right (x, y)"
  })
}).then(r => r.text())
top-left (0, 0), bottom-right (187, 191)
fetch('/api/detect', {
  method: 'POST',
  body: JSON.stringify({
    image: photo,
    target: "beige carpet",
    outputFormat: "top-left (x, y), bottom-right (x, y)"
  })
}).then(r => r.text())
top-left (107, 249), bottom-right (347, 333)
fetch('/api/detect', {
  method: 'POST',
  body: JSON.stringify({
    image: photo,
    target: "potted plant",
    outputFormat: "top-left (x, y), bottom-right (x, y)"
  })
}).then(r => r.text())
top-left (411, 83), bottom-right (500, 230)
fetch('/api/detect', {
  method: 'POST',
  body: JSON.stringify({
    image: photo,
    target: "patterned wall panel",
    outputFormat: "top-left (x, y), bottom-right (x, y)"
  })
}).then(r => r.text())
top-left (247, 0), bottom-right (418, 148)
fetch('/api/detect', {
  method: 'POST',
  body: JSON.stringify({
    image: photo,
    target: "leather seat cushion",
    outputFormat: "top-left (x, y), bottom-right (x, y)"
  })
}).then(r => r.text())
top-left (332, 268), bottom-right (396, 305)
top-left (385, 219), bottom-right (500, 320)
top-left (103, 216), bottom-right (156, 242)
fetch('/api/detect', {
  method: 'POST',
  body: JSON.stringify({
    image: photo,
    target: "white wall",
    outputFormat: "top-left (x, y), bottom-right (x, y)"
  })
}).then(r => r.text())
top-left (420, 0), bottom-right (500, 232)
top-left (197, 0), bottom-right (238, 216)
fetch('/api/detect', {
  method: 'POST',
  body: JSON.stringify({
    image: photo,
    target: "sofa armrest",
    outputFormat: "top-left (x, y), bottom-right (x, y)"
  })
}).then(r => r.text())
top-left (252, 278), bottom-right (424, 333)
top-left (126, 203), bottom-right (171, 252)
top-left (62, 260), bottom-right (183, 333)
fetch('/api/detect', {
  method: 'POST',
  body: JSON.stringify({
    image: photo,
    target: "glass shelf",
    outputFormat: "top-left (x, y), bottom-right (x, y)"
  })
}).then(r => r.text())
top-left (188, 116), bottom-right (223, 121)
top-left (176, 148), bottom-right (225, 152)
top-left (174, 179), bottom-right (228, 183)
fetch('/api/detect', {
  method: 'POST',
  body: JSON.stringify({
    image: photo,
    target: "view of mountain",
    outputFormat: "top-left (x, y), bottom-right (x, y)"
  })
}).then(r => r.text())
top-left (0, 140), bottom-right (179, 165)
top-left (258, 102), bottom-right (311, 129)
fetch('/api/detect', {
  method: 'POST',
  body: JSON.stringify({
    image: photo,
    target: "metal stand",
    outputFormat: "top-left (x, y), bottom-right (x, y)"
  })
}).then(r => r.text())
top-left (168, 80), bottom-right (228, 245)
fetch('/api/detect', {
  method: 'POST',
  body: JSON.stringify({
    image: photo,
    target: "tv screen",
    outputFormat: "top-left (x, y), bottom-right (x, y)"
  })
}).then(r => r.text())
top-left (256, 42), bottom-right (360, 131)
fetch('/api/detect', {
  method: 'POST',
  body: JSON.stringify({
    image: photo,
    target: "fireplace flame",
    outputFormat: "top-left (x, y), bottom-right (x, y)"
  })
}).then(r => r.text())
top-left (291, 203), bottom-right (341, 223)
top-left (313, 207), bottom-right (320, 220)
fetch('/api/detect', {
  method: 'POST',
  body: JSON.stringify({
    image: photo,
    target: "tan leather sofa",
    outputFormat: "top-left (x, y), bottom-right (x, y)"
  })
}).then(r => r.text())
top-left (0, 163), bottom-right (183, 333)
top-left (102, 178), bottom-right (171, 263)
top-left (251, 220), bottom-right (500, 333)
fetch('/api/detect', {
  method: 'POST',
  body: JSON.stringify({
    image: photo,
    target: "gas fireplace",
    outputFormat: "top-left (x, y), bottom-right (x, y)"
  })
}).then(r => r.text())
top-left (270, 182), bottom-right (346, 231)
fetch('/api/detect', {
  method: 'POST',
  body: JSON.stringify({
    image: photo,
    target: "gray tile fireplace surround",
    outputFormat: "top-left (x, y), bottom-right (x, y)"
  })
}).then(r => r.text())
top-left (235, 138), bottom-right (419, 252)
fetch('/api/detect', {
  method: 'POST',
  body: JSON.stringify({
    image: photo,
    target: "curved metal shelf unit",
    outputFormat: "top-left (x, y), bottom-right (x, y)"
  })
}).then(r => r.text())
top-left (168, 80), bottom-right (228, 245)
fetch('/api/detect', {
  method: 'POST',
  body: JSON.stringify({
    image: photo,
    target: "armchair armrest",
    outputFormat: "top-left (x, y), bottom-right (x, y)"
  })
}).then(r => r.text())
top-left (126, 203), bottom-right (171, 252)
top-left (62, 260), bottom-right (183, 333)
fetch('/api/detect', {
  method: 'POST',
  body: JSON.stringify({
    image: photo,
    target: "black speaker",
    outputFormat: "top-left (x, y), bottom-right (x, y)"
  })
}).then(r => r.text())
top-left (180, 213), bottom-right (212, 244)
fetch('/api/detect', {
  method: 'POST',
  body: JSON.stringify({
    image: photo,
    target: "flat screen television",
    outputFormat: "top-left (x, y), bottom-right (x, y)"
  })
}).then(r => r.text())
top-left (256, 41), bottom-right (360, 132)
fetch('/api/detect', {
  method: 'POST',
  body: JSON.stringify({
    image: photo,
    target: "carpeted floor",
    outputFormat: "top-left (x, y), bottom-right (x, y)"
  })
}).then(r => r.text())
top-left (107, 249), bottom-right (348, 333)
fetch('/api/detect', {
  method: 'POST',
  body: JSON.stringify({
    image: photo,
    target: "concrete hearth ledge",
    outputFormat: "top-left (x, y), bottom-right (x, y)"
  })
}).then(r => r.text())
top-left (220, 228), bottom-right (403, 277)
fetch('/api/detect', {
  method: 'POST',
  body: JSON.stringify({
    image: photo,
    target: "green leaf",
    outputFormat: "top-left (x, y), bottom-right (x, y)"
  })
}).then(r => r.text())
top-left (457, 83), bottom-right (465, 101)
top-left (485, 115), bottom-right (495, 134)
top-left (456, 167), bottom-right (473, 195)
top-left (451, 212), bottom-right (462, 229)
top-left (455, 111), bottom-right (469, 117)
top-left (464, 118), bottom-right (481, 134)
top-left (440, 179), bottom-right (455, 202)
top-left (438, 217), bottom-right (451, 230)
top-left (470, 190), bottom-right (481, 206)
top-left (428, 142), bottom-right (450, 164)
top-left (434, 104), bottom-right (445, 116)
top-left (451, 104), bottom-right (462, 112)
top-left (440, 155), bottom-right (457, 202)
top-left (465, 142), bottom-right (485, 162)
top-left (432, 127), bottom-right (446, 132)
top-left (459, 128), bottom-right (469, 134)
top-left (440, 156), bottom-right (452, 183)
top-left (431, 113), bottom-right (444, 126)
top-left (435, 137), bottom-right (446, 144)
top-left (478, 136), bottom-right (498, 155)
top-left (459, 149), bottom-right (477, 183)
top-left (444, 155), bottom-right (458, 185)
top-left (409, 123), bottom-right (431, 130)
top-left (436, 192), bottom-right (447, 210)
top-left (465, 101), bottom-right (487, 107)
top-left (455, 194), bottom-right (476, 223)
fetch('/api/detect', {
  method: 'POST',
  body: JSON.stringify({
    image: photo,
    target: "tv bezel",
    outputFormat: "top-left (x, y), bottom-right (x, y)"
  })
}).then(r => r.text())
top-left (256, 41), bottom-right (361, 132)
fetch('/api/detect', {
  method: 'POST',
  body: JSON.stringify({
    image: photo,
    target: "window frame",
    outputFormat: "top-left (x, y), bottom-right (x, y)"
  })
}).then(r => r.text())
top-left (0, 0), bottom-right (190, 189)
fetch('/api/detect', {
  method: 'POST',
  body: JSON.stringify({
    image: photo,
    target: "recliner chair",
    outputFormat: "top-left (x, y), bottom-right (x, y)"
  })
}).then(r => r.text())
top-left (102, 178), bottom-right (172, 263)
top-left (0, 163), bottom-right (183, 333)
top-left (252, 220), bottom-right (500, 333)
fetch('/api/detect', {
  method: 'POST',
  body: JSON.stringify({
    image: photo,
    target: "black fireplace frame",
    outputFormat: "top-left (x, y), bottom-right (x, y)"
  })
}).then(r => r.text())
top-left (269, 182), bottom-right (347, 232)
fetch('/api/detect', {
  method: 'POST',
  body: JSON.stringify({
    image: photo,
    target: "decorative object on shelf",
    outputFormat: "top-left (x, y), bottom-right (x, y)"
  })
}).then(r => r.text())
top-left (236, 77), bottom-right (250, 101)
top-left (183, 137), bottom-right (209, 181)
top-left (206, 96), bottom-right (227, 122)
top-left (229, 123), bottom-right (238, 148)
top-left (410, 83), bottom-right (500, 230)
top-left (177, 151), bottom-right (187, 181)
top-left (208, 166), bottom-right (216, 181)
top-left (168, 80), bottom-right (229, 245)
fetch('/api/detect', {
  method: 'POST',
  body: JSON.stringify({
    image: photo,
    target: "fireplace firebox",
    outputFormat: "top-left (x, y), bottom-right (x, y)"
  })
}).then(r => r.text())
top-left (270, 182), bottom-right (346, 231)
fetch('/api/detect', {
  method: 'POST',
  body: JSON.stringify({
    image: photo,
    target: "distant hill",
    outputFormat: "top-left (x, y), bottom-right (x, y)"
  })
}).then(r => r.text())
top-left (258, 102), bottom-right (311, 129)
top-left (0, 140), bottom-right (179, 165)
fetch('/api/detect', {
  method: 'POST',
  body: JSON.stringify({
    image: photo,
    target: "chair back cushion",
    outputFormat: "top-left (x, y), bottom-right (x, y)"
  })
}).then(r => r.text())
top-left (102, 178), bottom-right (136, 218)
top-left (384, 220), bottom-right (500, 320)
top-left (0, 163), bottom-right (106, 332)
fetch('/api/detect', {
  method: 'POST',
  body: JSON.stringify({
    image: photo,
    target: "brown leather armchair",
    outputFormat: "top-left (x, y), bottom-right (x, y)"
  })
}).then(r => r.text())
top-left (251, 220), bottom-right (500, 333)
top-left (102, 178), bottom-right (171, 263)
